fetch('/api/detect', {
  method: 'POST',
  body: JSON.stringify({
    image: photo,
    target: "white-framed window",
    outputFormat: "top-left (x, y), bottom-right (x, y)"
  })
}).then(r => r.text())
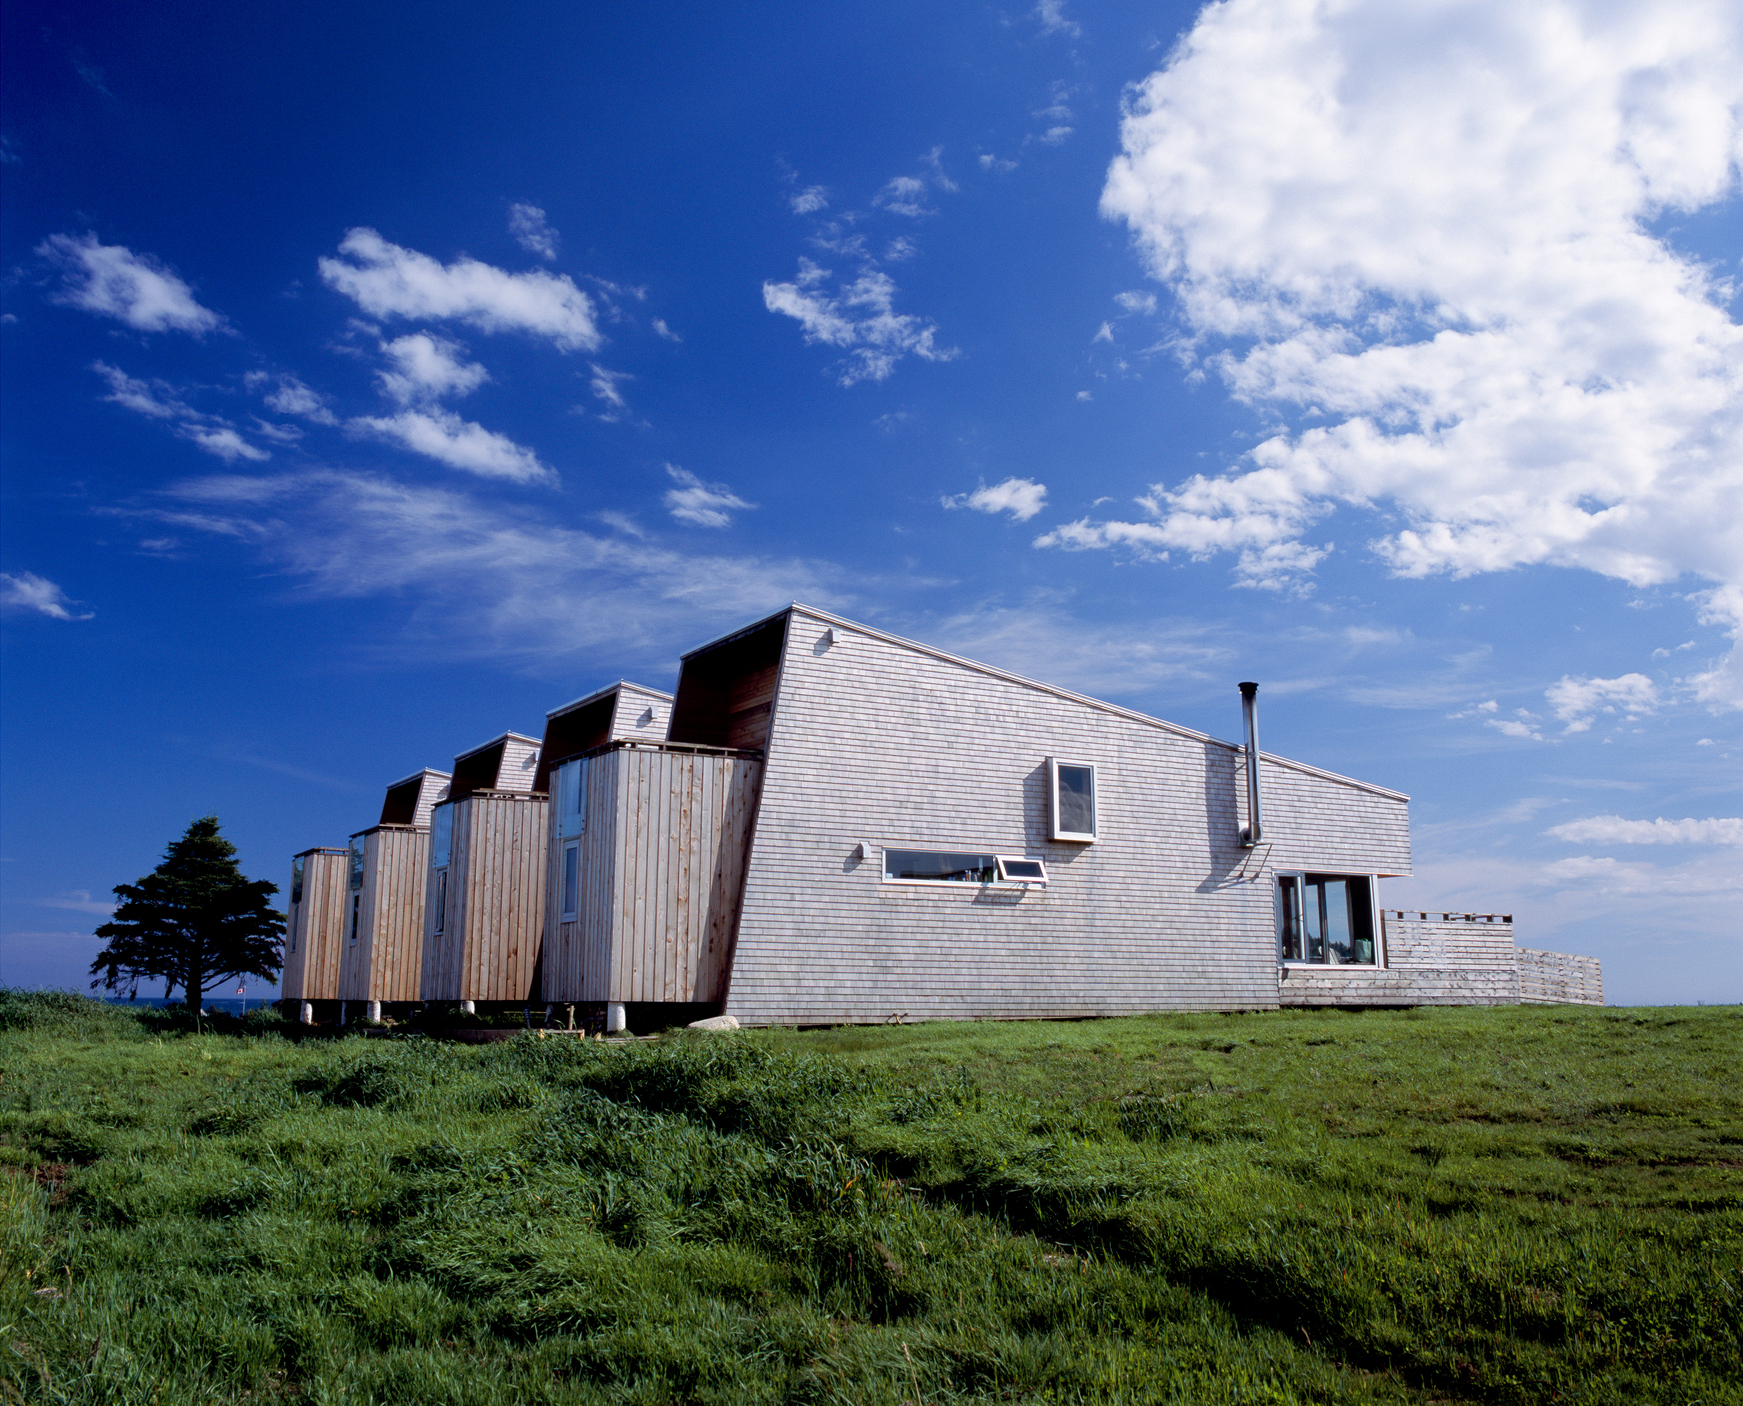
top-left (882, 848), bottom-right (1048, 888)
top-left (994, 855), bottom-right (1048, 886)
top-left (1048, 758), bottom-right (1098, 842)
top-left (561, 840), bottom-right (580, 920)
top-left (1277, 872), bottom-right (1380, 966)
top-left (556, 757), bottom-right (589, 840)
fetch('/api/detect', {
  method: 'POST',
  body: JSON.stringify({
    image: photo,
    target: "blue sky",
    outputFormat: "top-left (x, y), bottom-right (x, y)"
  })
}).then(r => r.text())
top-left (3, 0), bottom-right (1738, 1004)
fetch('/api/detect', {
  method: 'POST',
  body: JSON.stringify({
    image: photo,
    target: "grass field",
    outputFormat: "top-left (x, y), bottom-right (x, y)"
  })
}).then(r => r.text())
top-left (2, 991), bottom-right (1738, 1405)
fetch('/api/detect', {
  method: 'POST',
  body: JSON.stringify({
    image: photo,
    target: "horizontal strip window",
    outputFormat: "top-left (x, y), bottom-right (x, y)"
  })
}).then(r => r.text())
top-left (883, 849), bottom-right (1048, 887)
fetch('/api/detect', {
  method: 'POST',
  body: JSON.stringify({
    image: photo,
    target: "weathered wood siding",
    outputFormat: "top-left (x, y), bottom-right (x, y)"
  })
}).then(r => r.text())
top-left (338, 826), bottom-right (429, 1002)
top-left (1280, 915), bottom-right (1521, 1005)
top-left (280, 849), bottom-right (348, 1001)
top-left (721, 607), bottom-right (1412, 1026)
top-left (1518, 946), bottom-right (1604, 1005)
top-left (497, 736), bottom-right (541, 794)
top-left (543, 745), bottom-right (760, 1004)
top-left (611, 684), bottom-right (673, 741)
top-left (420, 792), bottom-right (549, 1002)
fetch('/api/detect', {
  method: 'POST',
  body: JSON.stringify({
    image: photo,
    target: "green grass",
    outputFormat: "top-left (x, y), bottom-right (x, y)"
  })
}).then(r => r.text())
top-left (2, 990), bottom-right (1738, 1404)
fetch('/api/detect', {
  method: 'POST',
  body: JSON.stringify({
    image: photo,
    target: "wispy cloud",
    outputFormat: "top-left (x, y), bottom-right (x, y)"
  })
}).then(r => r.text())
top-left (790, 185), bottom-right (829, 214)
top-left (872, 148), bottom-right (957, 218)
top-left (351, 409), bottom-right (553, 484)
top-left (1547, 815), bottom-right (1743, 846)
top-left (1033, 0), bottom-right (1080, 37)
top-left (138, 469), bottom-right (834, 661)
top-left (319, 228), bottom-right (602, 351)
top-left (507, 203), bottom-right (559, 260)
top-left (0, 572), bottom-right (93, 621)
top-left (37, 890), bottom-right (115, 916)
top-left (588, 364), bottom-right (633, 419)
top-left (39, 233), bottom-right (224, 335)
top-left (94, 363), bottom-right (268, 462)
top-left (664, 465), bottom-right (753, 528)
top-left (248, 373), bottom-right (338, 425)
top-left (943, 477), bottom-right (1049, 522)
top-left (763, 258), bottom-right (957, 385)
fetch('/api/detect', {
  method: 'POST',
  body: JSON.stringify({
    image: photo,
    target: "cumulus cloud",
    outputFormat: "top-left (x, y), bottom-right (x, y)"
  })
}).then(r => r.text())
top-left (319, 228), bottom-right (601, 350)
top-left (1547, 814), bottom-right (1743, 845)
top-left (38, 233), bottom-right (224, 335)
top-left (130, 470), bottom-right (829, 660)
top-left (763, 258), bottom-right (957, 385)
top-left (0, 571), bottom-right (93, 621)
top-left (94, 362), bottom-right (268, 462)
top-left (663, 466), bottom-right (753, 528)
top-left (507, 203), bottom-right (558, 260)
top-left (1083, 0), bottom-right (1743, 653)
top-left (377, 333), bottom-right (489, 403)
top-left (1114, 290), bottom-right (1157, 316)
top-left (943, 477), bottom-right (1049, 522)
top-left (352, 409), bottom-right (552, 484)
top-left (1545, 672), bottom-right (1657, 732)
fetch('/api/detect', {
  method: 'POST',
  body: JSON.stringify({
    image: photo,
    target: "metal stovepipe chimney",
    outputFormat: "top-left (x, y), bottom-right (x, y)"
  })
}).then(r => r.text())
top-left (1239, 681), bottom-right (1263, 847)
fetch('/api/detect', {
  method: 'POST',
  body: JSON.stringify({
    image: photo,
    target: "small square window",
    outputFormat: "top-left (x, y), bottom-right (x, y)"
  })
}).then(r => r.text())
top-left (1048, 758), bottom-right (1098, 842)
top-left (994, 855), bottom-right (1048, 886)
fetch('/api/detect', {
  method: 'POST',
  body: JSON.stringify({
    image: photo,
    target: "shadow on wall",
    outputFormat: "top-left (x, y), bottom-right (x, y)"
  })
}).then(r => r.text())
top-left (1197, 741), bottom-right (1254, 894)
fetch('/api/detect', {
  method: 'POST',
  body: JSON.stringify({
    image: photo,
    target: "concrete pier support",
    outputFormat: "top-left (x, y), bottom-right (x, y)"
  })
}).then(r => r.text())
top-left (606, 1002), bottom-right (627, 1033)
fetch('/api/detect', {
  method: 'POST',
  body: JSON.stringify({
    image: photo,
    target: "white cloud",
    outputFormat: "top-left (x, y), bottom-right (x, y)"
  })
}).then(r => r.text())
top-left (1092, 322), bottom-right (1114, 343)
top-left (1539, 852), bottom-right (1742, 896)
top-left (979, 153), bottom-right (1018, 173)
top-left (38, 890), bottom-right (115, 915)
top-left (1091, 0), bottom-right (1743, 634)
top-left (319, 228), bottom-right (602, 350)
top-left (1035, 472), bottom-right (1333, 590)
top-left (95, 362), bottom-right (268, 462)
top-left (1545, 672), bottom-right (1657, 732)
top-left (1547, 814), bottom-right (1743, 846)
top-left (0, 572), bottom-right (93, 621)
top-left (663, 465), bottom-right (753, 528)
top-left (352, 409), bottom-right (553, 484)
top-left (1034, 0), bottom-right (1079, 37)
top-left (250, 373), bottom-right (338, 424)
top-left (588, 364), bottom-right (633, 419)
top-left (652, 318), bottom-right (681, 342)
top-left (1038, 126), bottom-right (1075, 147)
top-left (181, 426), bottom-right (270, 463)
top-left (139, 470), bottom-right (831, 660)
top-left (38, 233), bottom-right (224, 334)
top-left (1485, 717), bottom-right (1544, 741)
top-left (942, 477), bottom-right (1049, 522)
top-left (1114, 290), bottom-right (1157, 316)
top-left (508, 203), bottom-right (559, 260)
top-left (377, 333), bottom-right (489, 403)
top-left (790, 186), bottom-right (829, 214)
top-left (763, 258), bottom-right (957, 385)
top-left (95, 361), bottom-right (187, 419)
top-left (875, 175), bottom-right (932, 219)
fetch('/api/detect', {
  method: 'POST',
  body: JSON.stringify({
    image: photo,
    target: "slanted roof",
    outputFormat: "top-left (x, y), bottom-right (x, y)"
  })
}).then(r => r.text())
top-left (533, 681), bottom-right (674, 792)
top-left (675, 602), bottom-right (1409, 803)
top-left (448, 731), bottom-right (542, 799)
top-left (378, 768), bottom-right (451, 828)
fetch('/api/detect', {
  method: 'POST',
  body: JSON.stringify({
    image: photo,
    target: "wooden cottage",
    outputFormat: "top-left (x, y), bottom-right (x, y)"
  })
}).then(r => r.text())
top-left (419, 732), bottom-right (547, 1008)
top-left (544, 603), bottom-right (1600, 1026)
top-left (337, 768), bottom-right (450, 1018)
top-left (538, 682), bottom-right (760, 1027)
top-left (279, 846), bottom-right (349, 1019)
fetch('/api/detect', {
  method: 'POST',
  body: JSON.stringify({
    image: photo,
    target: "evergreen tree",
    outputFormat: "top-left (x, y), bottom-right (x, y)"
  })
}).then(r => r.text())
top-left (90, 816), bottom-right (284, 1012)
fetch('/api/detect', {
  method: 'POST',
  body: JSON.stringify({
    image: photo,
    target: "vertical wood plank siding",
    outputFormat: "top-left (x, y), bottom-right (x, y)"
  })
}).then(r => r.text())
top-left (541, 745), bottom-right (761, 1004)
top-left (280, 850), bottom-right (348, 1000)
top-left (339, 827), bottom-right (430, 1001)
top-left (721, 609), bottom-right (1413, 1026)
top-left (419, 793), bottom-right (549, 1002)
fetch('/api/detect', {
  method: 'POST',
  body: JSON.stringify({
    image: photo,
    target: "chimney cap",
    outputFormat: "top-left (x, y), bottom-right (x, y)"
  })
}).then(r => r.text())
top-left (1238, 681), bottom-right (1259, 697)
